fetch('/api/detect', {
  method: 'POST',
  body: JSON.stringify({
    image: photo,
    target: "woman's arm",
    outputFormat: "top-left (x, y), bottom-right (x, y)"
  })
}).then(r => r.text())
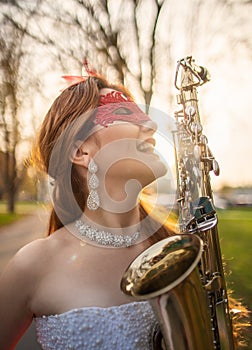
top-left (0, 242), bottom-right (41, 350)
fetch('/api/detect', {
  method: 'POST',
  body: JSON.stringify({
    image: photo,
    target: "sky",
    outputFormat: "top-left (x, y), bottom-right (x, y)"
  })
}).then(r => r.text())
top-left (151, 53), bottom-right (252, 191)
top-left (148, 0), bottom-right (252, 190)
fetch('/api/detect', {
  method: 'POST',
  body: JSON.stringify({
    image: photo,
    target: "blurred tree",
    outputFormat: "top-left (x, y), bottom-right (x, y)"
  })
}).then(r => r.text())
top-left (15, 0), bottom-right (251, 110)
top-left (69, 0), bottom-right (164, 108)
top-left (3, 0), bottom-right (252, 110)
top-left (0, 19), bottom-right (21, 212)
top-left (9, 0), bottom-right (172, 110)
top-left (0, 3), bottom-right (41, 212)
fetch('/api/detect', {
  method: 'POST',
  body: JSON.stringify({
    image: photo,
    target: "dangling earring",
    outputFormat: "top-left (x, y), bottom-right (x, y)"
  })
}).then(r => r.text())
top-left (87, 159), bottom-right (100, 211)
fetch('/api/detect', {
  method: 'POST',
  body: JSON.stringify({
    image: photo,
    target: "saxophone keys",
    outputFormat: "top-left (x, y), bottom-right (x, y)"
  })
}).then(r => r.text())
top-left (204, 273), bottom-right (222, 291)
top-left (185, 105), bottom-right (196, 117)
top-left (194, 144), bottom-right (202, 161)
top-left (190, 121), bottom-right (203, 135)
top-left (213, 159), bottom-right (220, 176)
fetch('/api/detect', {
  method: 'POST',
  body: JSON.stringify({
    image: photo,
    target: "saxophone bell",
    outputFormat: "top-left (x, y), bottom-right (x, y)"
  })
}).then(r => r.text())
top-left (121, 234), bottom-right (215, 350)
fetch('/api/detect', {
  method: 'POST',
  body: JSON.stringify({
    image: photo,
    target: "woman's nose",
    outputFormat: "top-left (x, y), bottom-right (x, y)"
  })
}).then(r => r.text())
top-left (139, 120), bottom-right (158, 133)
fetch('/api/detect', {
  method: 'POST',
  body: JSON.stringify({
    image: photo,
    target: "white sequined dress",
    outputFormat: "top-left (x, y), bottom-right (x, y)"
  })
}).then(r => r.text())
top-left (35, 301), bottom-right (158, 350)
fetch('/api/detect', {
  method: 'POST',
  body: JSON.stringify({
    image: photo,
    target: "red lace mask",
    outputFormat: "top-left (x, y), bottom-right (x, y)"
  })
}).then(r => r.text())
top-left (94, 90), bottom-right (151, 127)
top-left (62, 74), bottom-right (151, 127)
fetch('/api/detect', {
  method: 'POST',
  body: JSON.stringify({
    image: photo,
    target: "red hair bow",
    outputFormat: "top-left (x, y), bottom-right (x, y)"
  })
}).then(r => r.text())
top-left (61, 59), bottom-right (97, 89)
top-left (61, 75), bottom-right (87, 87)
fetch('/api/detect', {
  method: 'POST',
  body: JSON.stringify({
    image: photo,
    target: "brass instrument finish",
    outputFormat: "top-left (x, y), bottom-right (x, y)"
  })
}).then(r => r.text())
top-left (121, 235), bottom-right (214, 349)
top-left (121, 56), bottom-right (234, 350)
top-left (174, 57), bottom-right (234, 350)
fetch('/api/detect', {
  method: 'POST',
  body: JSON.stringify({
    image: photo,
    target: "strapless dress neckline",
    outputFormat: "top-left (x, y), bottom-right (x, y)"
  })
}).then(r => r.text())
top-left (35, 301), bottom-right (141, 319)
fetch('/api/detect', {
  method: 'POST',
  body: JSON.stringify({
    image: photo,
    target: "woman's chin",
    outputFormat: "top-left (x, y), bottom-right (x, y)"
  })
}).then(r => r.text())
top-left (152, 158), bottom-right (168, 179)
top-left (141, 163), bottom-right (168, 188)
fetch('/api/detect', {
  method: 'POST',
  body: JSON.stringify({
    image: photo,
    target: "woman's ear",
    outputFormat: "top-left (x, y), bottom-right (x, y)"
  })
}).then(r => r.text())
top-left (70, 141), bottom-right (90, 169)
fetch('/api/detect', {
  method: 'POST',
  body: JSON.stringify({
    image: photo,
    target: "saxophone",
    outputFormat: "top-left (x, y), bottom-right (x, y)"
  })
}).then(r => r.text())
top-left (121, 56), bottom-right (235, 350)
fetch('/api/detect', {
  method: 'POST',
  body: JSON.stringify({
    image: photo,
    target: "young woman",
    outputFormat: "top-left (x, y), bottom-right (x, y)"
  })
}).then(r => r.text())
top-left (0, 73), bottom-right (174, 349)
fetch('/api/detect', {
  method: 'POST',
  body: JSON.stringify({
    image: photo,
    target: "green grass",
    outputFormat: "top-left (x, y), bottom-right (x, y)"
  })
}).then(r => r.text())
top-left (217, 208), bottom-right (252, 347)
top-left (217, 208), bottom-right (252, 310)
top-left (0, 213), bottom-right (25, 225)
top-left (0, 201), bottom-right (45, 226)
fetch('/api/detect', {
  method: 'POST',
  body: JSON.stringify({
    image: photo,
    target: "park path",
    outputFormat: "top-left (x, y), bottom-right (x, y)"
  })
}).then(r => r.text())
top-left (0, 207), bottom-right (50, 350)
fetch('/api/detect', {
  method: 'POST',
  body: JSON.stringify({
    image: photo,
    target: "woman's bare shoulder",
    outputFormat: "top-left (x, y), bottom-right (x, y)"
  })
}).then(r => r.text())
top-left (0, 234), bottom-right (68, 349)
top-left (1, 231), bottom-right (66, 280)
top-left (1, 242), bottom-right (40, 285)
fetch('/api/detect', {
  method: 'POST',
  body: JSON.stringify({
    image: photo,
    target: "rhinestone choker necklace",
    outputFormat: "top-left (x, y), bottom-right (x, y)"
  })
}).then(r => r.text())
top-left (75, 219), bottom-right (140, 248)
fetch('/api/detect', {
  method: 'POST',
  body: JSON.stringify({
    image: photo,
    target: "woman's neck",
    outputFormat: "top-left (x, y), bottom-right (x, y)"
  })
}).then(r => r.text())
top-left (83, 177), bottom-right (142, 233)
top-left (83, 205), bottom-right (140, 235)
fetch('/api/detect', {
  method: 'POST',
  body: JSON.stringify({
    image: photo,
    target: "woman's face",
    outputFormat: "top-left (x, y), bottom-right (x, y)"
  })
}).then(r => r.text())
top-left (89, 89), bottom-right (167, 189)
